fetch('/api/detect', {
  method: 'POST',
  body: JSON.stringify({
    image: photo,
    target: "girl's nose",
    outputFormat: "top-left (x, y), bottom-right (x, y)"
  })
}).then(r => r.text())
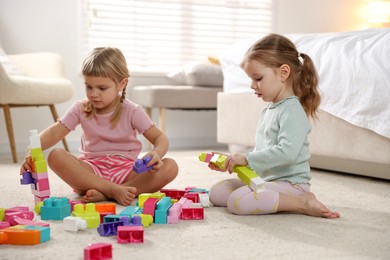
top-left (91, 89), bottom-right (98, 97)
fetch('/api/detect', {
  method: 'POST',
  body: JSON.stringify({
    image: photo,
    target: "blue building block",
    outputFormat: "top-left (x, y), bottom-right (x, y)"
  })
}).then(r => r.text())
top-left (40, 197), bottom-right (71, 220)
top-left (25, 225), bottom-right (51, 243)
top-left (133, 156), bottom-right (154, 174)
top-left (119, 206), bottom-right (141, 217)
top-left (103, 214), bottom-right (125, 223)
top-left (154, 197), bottom-right (172, 224)
top-left (20, 171), bottom-right (34, 185)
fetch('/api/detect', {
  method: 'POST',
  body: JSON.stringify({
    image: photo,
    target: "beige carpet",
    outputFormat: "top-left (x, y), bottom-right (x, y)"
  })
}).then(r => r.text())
top-left (0, 149), bottom-right (389, 260)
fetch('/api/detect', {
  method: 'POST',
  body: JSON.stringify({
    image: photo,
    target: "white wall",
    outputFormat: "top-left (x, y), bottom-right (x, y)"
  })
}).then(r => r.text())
top-left (275, 0), bottom-right (370, 33)
top-left (0, 0), bottom-right (374, 157)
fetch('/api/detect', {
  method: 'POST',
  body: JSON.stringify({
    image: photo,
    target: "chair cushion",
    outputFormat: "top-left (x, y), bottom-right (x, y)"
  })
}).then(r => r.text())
top-left (167, 62), bottom-right (223, 87)
top-left (130, 85), bottom-right (222, 109)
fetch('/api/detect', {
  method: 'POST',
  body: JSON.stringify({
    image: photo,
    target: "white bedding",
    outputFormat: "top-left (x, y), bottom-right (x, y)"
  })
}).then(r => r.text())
top-left (220, 29), bottom-right (390, 139)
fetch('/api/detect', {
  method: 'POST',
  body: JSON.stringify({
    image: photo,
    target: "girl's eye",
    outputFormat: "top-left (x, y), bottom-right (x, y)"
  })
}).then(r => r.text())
top-left (254, 77), bottom-right (262, 82)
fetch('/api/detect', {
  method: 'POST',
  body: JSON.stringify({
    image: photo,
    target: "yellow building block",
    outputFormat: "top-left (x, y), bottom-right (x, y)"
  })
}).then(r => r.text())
top-left (199, 152), bottom-right (265, 193)
top-left (31, 148), bottom-right (43, 161)
top-left (34, 159), bottom-right (48, 174)
top-left (136, 214), bottom-right (153, 227)
top-left (138, 192), bottom-right (166, 208)
top-left (0, 208), bottom-right (4, 221)
top-left (234, 166), bottom-right (258, 186)
top-left (72, 203), bottom-right (100, 228)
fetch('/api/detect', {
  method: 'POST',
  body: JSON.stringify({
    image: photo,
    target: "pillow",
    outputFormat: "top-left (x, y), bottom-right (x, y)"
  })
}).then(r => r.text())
top-left (168, 61), bottom-right (223, 87)
top-left (0, 48), bottom-right (22, 75)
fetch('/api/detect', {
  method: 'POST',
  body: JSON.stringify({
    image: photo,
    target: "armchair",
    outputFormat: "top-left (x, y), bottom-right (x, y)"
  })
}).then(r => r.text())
top-left (0, 51), bottom-right (74, 163)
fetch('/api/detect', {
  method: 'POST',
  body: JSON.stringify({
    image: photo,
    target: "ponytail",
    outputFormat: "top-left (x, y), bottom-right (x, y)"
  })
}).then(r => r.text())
top-left (293, 53), bottom-right (320, 119)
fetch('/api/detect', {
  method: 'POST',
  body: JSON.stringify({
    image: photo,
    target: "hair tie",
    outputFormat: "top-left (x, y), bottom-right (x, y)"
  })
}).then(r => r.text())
top-left (298, 52), bottom-right (304, 64)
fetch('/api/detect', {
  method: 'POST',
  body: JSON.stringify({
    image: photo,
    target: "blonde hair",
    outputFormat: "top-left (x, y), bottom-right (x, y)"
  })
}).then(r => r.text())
top-left (82, 47), bottom-right (131, 127)
top-left (241, 34), bottom-right (320, 118)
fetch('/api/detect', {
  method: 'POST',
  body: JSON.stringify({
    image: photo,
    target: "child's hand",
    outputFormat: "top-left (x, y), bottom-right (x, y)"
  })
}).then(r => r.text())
top-left (144, 151), bottom-right (163, 172)
top-left (20, 152), bottom-right (32, 174)
top-left (208, 162), bottom-right (228, 172)
top-left (225, 154), bottom-right (248, 174)
top-left (207, 151), bottom-right (229, 172)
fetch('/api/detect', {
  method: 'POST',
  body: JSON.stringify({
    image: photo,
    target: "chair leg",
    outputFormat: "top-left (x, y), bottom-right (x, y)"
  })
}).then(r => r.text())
top-left (159, 108), bottom-right (166, 132)
top-left (3, 105), bottom-right (18, 163)
top-left (49, 104), bottom-right (69, 152)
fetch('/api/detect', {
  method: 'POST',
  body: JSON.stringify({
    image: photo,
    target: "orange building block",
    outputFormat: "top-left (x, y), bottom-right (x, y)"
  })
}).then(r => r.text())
top-left (0, 228), bottom-right (40, 245)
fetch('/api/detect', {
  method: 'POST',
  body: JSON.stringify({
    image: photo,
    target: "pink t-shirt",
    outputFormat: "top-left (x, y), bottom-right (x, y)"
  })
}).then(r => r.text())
top-left (59, 99), bottom-right (154, 160)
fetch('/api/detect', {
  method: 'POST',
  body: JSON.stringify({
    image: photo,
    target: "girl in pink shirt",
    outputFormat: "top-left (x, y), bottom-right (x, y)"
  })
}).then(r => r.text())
top-left (20, 47), bottom-right (178, 206)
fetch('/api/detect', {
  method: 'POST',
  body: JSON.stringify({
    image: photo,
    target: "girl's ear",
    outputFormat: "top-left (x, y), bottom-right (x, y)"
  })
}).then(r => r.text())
top-left (119, 78), bottom-right (128, 91)
top-left (279, 64), bottom-right (291, 82)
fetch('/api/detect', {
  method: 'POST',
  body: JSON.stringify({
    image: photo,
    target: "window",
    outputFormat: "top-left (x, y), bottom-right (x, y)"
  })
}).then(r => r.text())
top-left (82, 0), bottom-right (274, 74)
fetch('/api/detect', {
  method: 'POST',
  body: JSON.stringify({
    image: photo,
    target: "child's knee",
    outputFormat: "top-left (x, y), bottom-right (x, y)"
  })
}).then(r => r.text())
top-left (47, 148), bottom-right (67, 167)
top-left (227, 193), bottom-right (242, 214)
top-left (162, 158), bottom-right (179, 180)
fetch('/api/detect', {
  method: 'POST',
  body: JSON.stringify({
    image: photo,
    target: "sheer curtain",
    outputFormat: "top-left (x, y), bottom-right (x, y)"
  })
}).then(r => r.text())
top-left (81, 0), bottom-right (274, 74)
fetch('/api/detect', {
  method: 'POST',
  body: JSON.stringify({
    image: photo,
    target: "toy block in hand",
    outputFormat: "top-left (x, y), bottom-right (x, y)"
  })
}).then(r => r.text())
top-left (133, 156), bottom-right (154, 174)
top-left (199, 152), bottom-right (265, 193)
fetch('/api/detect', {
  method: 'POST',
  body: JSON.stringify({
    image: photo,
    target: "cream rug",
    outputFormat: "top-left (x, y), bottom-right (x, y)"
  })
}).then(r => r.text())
top-left (0, 149), bottom-right (389, 260)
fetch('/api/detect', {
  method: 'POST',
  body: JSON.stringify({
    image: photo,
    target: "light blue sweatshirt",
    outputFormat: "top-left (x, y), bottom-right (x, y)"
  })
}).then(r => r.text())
top-left (246, 96), bottom-right (311, 184)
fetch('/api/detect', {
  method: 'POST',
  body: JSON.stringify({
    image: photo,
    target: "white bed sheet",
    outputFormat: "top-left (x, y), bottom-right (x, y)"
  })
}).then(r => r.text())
top-left (220, 29), bottom-right (390, 139)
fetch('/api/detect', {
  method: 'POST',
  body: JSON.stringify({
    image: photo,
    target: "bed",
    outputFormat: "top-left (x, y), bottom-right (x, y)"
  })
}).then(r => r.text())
top-left (217, 28), bottom-right (390, 180)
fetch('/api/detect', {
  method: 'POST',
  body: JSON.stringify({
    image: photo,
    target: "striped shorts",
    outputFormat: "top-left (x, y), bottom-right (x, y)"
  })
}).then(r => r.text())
top-left (83, 155), bottom-right (135, 185)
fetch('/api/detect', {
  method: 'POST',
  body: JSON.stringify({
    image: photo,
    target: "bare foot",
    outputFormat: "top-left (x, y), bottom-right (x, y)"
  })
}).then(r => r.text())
top-left (108, 185), bottom-right (137, 206)
top-left (301, 192), bottom-right (340, 219)
top-left (81, 189), bottom-right (108, 203)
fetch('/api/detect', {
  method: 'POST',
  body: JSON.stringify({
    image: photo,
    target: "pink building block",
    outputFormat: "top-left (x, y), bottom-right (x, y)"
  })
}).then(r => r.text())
top-left (160, 189), bottom-right (187, 200)
top-left (0, 221), bottom-right (10, 229)
top-left (117, 226), bottom-right (144, 243)
top-left (13, 217), bottom-right (50, 227)
top-left (4, 210), bottom-right (34, 226)
top-left (182, 203), bottom-right (204, 220)
top-left (183, 193), bottom-right (199, 203)
top-left (167, 197), bottom-right (187, 224)
top-left (84, 242), bottom-right (112, 260)
top-left (143, 198), bottom-right (158, 217)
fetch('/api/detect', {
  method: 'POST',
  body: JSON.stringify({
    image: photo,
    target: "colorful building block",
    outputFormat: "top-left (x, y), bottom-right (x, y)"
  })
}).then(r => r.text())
top-left (40, 197), bottom-right (71, 220)
top-left (84, 242), bottom-right (112, 260)
top-left (63, 216), bottom-right (87, 231)
top-left (4, 209), bottom-right (34, 226)
top-left (13, 217), bottom-right (49, 227)
top-left (133, 156), bottom-right (154, 174)
top-left (0, 208), bottom-right (5, 221)
top-left (182, 203), bottom-right (204, 220)
top-left (199, 152), bottom-right (265, 192)
top-left (24, 225), bottom-right (51, 243)
top-left (21, 129), bottom-right (51, 203)
top-left (0, 228), bottom-right (40, 245)
top-left (136, 214), bottom-right (153, 227)
top-left (167, 197), bottom-right (187, 224)
top-left (72, 203), bottom-right (100, 228)
top-left (154, 197), bottom-right (172, 224)
top-left (143, 198), bottom-right (159, 216)
top-left (0, 221), bottom-right (10, 229)
top-left (119, 206), bottom-right (141, 217)
top-left (117, 226), bottom-right (144, 243)
top-left (97, 217), bottom-right (130, 236)
top-left (160, 189), bottom-right (186, 200)
top-left (137, 192), bottom-right (166, 208)
top-left (95, 203), bottom-right (116, 215)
